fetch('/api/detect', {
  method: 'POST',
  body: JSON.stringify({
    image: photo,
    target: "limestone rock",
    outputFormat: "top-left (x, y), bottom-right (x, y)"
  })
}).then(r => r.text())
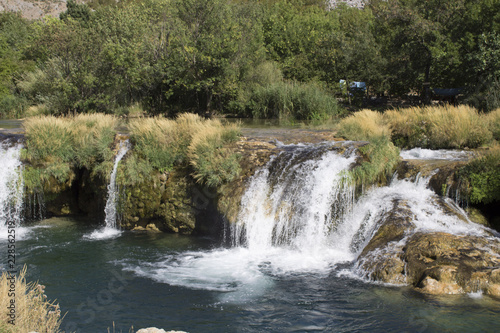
top-left (136, 328), bottom-right (187, 333)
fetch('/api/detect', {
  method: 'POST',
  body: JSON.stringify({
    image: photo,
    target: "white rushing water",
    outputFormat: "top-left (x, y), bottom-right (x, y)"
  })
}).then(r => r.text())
top-left (400, 147), bottom-right (473, 160)
top-left (86, 140), bottom-right (129, 240)
top-left (120, 143), bottom-right (490, 299)
top-left (0, 141), bottom-right (30, 240)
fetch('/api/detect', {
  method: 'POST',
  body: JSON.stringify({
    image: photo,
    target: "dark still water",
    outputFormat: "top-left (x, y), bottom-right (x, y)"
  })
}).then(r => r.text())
top-left (4, 217), bottom-right (499, 333)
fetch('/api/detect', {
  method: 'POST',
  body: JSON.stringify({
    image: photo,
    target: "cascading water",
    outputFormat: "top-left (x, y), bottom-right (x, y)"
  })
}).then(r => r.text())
top-left (231, 143), bottom-right (358, 271)
top-left (120, 143), bottom-right (494, 301)
top-left (104, 140), bottom-right (130, 229)
top-left (85, 140), bottom-right (129, 240)
top-left (0, 141), bottom-right (25, 240)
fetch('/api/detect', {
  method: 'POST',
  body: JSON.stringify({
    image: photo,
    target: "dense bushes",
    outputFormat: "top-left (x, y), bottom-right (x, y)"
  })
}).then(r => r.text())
top-left (459, 146), bottom-right (500, 205)
top-left (2, 0), bottom-right (499, 118)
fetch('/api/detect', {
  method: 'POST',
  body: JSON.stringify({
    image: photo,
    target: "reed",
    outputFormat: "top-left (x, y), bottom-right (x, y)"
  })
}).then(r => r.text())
top-left (0, 267), bottom-right (63, 333)
top-left (486, 108), bottom-right (500, 141)
top-left (385, 105), bottom-right (492, 149)
top-left (337, 109), bottom-right (391, 141)
top-left (187, 122), bottom-right (241, 187)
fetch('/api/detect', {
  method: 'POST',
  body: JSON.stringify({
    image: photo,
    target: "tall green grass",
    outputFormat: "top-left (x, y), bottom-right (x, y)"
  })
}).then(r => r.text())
top-left (385, 105), bottom-right (492, 149)
top-left (248, 81), bottom-right (344, 121)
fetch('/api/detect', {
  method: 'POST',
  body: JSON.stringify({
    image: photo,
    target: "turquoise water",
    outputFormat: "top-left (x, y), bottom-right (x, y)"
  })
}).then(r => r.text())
top-left (6, 217), bottom-right (500, 333)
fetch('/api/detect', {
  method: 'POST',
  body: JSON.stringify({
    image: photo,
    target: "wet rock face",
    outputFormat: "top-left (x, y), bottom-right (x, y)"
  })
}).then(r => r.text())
top-left (120, 167), bottom-right (197, 234)
top-left (404, 232), bottom-right (500, 296)
top-left (356, 196), bottom-right (500, 296)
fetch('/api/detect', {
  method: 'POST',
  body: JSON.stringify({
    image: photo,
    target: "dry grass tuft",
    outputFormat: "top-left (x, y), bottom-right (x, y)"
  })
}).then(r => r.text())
top-left (486, 108), bottom-right (500, 141)
top-left (0, 267), bottom-right (63, 333)
top-left (337, 109), bottom-right (391, 141)
top-left (385, 105), bottom-right (493, 148)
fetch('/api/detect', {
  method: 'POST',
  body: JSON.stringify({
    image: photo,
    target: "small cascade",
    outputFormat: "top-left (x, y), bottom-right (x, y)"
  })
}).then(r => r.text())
top-left (104, 140), bottom-right (130, 229)
top-left (0, 141), bottom-right (24, 239)
top-left (227, 143), bottom-right (359, 272)
top-left (85, 140), bottom-right (129, 240)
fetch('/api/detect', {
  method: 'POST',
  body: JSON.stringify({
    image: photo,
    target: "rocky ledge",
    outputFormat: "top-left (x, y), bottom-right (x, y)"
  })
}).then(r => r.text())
top-left (356, 199), bottom-right (500, 296)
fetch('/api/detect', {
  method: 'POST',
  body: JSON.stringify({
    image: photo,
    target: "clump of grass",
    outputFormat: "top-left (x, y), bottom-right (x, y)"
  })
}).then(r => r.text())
top-left (128, 117), bottom-right (180, 172)
top-left (128, 113), bottom-right (241, 187)
top-left (336, 110), bottom-right (399, 189)
top-left (337, 109), bottom-right (391, 141)
top-left (459, 145), bottom-right (500, 205)
top-left (23, 114), bottom-right (120, 191)
top-left (0, 267), bottom-right (63, 333)
top-left (23, 116), bottom-right (75, 164)
top-left (349, 135), bottom-right (400, 188)
top-left (188, 121), bottom-right (241, 187)
top-left (385, 105), bottom-right (492, 149)
top-left (486, 108), bottom-right (500, 141)
top-left (70, 113), bottom-right (118, 170)
top-left (249, 81), bottom-right (343, 121)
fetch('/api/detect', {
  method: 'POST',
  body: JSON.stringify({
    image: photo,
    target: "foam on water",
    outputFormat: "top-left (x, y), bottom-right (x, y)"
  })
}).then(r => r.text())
top-left (84, 226), bottom-right (122, 240)
top-left (400, 147), bottom-right (473, 160)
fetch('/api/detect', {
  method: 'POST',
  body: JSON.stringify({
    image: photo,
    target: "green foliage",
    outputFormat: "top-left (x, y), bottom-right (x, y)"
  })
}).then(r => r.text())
top-left (248, 81), bottom-right (343, 120)
top-left (459, 148), bottom-right (500, 205)
top-left (60, 0), bottom-right (93, 26)
top-left (4, 0), bottom-right (500, 116)
top-left (0, 12), bottom-right (33, 118)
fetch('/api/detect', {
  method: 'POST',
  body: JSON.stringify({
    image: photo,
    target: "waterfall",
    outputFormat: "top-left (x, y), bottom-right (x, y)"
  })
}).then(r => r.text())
top-left (0, 141), bottom-right (24, 239)
top-left (85, 140), bottom-right (129, 240)
top-left (232, 143), bottom-right (357, 258)
top-left (104, 140), bottom-right (129, 229)
top-left (122, 143), bottom-right (490, 298)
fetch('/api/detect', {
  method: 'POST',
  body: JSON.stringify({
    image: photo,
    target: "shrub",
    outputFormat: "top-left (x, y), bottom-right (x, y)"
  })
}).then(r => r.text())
top-left (0, 267), bottom-right (63, 332)
top-left (459, 146), bottom-right (500, 205)
top-left (337, 109), bottom-right (390, 141)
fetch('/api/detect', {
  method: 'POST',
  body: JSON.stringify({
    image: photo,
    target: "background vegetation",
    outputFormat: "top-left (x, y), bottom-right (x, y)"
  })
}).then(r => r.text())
top-left (1, 0), bottom-right (499, 119)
